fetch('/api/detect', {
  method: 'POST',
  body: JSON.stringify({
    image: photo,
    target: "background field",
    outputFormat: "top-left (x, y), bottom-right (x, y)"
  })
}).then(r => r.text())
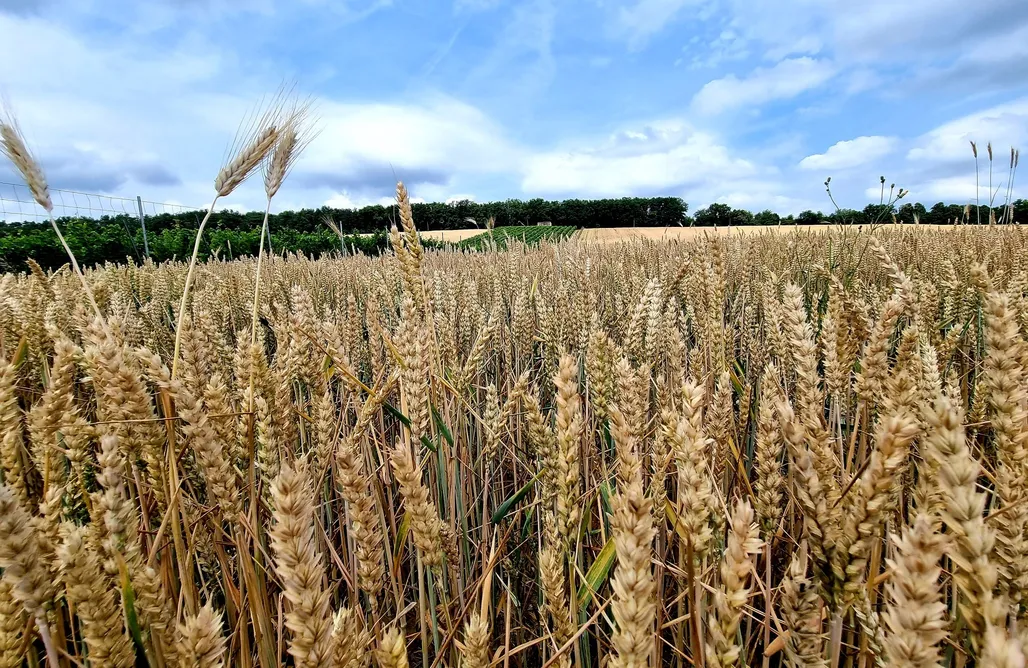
top-left (419, 223), bottom-right (964, 245)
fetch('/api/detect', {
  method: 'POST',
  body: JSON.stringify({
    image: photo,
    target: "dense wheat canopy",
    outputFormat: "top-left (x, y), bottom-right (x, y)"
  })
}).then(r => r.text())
top-left (1, 218), bottom-right (1028, 666)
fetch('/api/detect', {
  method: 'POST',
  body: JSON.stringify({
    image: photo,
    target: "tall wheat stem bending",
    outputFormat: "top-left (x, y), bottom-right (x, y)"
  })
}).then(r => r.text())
top-left (45, 210), bottom-right (108, 334)
top-left (247, 200), bottom-right (273, 414)
top-left (171, 195), bottom-right (221, 378)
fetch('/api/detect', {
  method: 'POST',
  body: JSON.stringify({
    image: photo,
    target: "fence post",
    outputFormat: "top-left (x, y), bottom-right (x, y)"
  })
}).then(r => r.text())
top-left (136, 196), bottom-right (150, 258)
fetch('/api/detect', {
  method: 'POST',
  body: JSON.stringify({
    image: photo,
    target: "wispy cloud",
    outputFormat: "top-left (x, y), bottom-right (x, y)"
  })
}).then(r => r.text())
top-left (799, 136), bottom-right (896, 171)
top-left (616, 0), bottom-right (704, 50)
top-left (521, 120), bottom-right (758, 198)
top-left (692, 57), bottom-right (836, 115)
top-left (907, 98), bottom-right (1028, 164)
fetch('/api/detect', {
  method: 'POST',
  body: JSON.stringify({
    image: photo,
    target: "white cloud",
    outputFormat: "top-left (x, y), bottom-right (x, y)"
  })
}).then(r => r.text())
top-left (691, 57), bottom-right (836, 115)
top-left (826, 0), bottom-right (1028, 62)
top-left (3, 0), bottom-right (1025, 224)
top-left (0, 12), bottom-right (519, 215)
top-left (521, 119), bottom-right (759, 197)
top-left (799, 136), bottom-right (896, 171)
top-left (321, 192), bottom-right (392, 210)
top-left (843, 69), bottom-right (881, 95)
top-left (719, 0), bottom-right (1028, 62)
top-left (763, 35), bottom-right (822, 61)
top-left (710, 0), bottom-right (1028, 100)
top-left (907, 98), bottom-right (1028, 164)
top-left (716, 187), bottom-right (821, 213)
top-left (298, 96), bottom-right (520, 188)
top-left (884, 99), bottom-right (1028, 206)
top-left (908, 177), bottom-right (984, 203)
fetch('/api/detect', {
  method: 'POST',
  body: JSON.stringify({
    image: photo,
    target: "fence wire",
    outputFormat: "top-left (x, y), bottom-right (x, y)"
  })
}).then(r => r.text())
top-left (0, 181), bottom-right (198, 223)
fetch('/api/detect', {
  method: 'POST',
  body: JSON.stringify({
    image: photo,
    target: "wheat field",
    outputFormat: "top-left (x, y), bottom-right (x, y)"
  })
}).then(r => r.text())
top-left (2, 99), bottom-right (1028, 668)
top-left (2, 212), bottom-right (1028, 667)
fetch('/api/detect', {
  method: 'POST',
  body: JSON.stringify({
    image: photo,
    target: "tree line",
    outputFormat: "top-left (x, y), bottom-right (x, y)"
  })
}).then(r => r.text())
top-left (691, 200), bottom-right (1028, 227)
top-left (2, 195), bottom-right (1026, 271)
top-left (0, 196), bottom-right (687, 270)
top-left (0, 196), bottom-right (689, 236)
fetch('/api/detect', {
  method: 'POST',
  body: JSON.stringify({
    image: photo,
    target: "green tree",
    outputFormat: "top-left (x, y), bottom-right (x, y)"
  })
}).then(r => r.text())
top-left (693, 202), bottom-right (734, 226)
top-left (896, 202), bottom-right (927, 224)
top-left (796, 210), bottom-right (823, 225)
top-left (753, 210), bottom-right (781, 226)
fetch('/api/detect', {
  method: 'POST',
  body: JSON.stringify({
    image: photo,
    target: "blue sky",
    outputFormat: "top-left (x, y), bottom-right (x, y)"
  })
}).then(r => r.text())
top-left (1, 0), bottom-right (1026, 217)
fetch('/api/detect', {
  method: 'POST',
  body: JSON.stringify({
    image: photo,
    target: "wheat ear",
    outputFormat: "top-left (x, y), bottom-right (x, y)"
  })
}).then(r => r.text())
top-left (176, 603), bottom-right (228, 668)
top-left (0, 361), bottom-right (28, 502)
top-left (389, 432), bottom-right (446, 571)
top-left (553, 352), bottom-right (583, 545)
top-left (336, 428), bottom-right (386, 598)
top-left (172, 95), bottom-right (283, 378)
top-left (263, 98), bottom-right (315, 200)
top-left (836, 412), bottom-right (919, 607)
top-left (0, 577), bottom-right (24, 668)
top-left (780, 547), bottom-right (826, 668)
top-left (0, 113), bottom-right (107, 330)
top-left (269, 457), bottom-right (335, 667)
top-left (376, 627), bottom-right (410, 668)
top-left (753, 367), bottom-right (785, 537)
top-left (980, 285), bottom-right (1028, 604)
top-left (332, 607), bottom-right (372, 668)
top-left (460, 612), bottom-right (492, 668)
top-left (249, 98), bottom-right (316, 421)
top-left (91, 434), bottom-right (180, 663)
top-left (979, 623), bottom-right (1025, 668)
top-left (923, 396), bottom-right (1003, 649)
top-left (671, 380), bottom-right (715, 561)
top-left (882, 514), bottom-right (947, 668)
top-left (0, 484), bottom-right (59, 668)
top-left (778, 399), bottom-right (834, 594)
top-left (56, 523), bottom-right (134, 668)
top-left (539, 543), bottom-right (574, 668)
top-left (706, 499), bottom-right (762, 668)
top-left (609, 417), bottom-right (657, 668)
top-left (215, 125), bottom-right (280, 198)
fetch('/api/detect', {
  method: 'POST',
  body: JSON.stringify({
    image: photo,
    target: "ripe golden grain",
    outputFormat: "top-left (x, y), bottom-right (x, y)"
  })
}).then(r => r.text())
top-left (0, 200), bottom-right (1027, 667)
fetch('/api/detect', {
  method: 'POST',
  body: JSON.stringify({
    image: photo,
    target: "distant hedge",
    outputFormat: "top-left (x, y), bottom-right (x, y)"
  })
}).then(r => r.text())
top-left (0, 196), bottom-right (687, 270)
top-left (0, 196), bottom-right (688, 237)
top-left (691, 200), bottom-right (1028, 227)
top-left (0, 223), bottom-right (398, 272)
